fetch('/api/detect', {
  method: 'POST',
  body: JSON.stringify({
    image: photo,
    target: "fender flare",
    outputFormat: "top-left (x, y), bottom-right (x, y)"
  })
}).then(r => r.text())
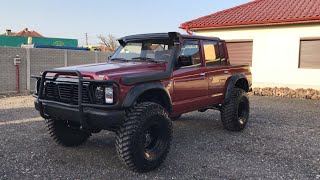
top-left (122, 82), bottom-right (172, 111)
top-left (224, 74), bottom-right (249, 102)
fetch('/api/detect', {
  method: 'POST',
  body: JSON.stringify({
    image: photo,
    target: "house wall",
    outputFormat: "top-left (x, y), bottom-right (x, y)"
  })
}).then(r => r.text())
top-left (196, 24), bottom-right (320, 90)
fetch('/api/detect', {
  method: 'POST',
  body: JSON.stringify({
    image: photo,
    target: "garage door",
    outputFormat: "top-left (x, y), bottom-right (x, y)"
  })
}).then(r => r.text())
top-left (226, 41), bottom-right (253, 66)
top-left (299, 39), bottom-right (320, 69)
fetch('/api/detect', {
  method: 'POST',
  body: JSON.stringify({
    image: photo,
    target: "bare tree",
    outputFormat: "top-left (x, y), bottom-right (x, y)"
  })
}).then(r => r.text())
top-left (97, 34), bottom-right (119, 52)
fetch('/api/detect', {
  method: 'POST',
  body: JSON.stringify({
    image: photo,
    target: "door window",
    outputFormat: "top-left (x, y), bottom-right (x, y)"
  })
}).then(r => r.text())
top-left (180, 40), bottom-right (201, 67)
top-left (203, 41), bottom-right (221, 66)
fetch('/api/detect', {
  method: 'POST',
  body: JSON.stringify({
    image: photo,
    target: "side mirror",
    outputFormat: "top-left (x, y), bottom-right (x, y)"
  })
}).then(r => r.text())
top-left (107, 55), bottom-right (112, 61)
top-left (178, 55), bottom-right (193, 67)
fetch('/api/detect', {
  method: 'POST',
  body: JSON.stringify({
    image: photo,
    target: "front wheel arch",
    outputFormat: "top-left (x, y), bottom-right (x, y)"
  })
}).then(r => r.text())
top-left (122, 82), bottom-right (172, 113)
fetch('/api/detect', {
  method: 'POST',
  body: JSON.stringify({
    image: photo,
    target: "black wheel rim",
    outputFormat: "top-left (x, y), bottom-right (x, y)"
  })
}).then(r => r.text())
top-left (238, 97), bottom-right (249, 126)
top-left (143, 119), bottom-right (166, 160)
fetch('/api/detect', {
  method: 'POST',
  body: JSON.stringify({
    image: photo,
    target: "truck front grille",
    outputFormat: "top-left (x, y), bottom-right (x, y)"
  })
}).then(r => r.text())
top-left (44, 82), bottom-right (90, 104)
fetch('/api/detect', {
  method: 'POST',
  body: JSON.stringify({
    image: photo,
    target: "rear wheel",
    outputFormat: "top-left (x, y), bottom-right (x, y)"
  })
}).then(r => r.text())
top-left (221, 88), bottom-right (250, 131)
top-left (45, 118), bottom-right (91, 147)
top-left (115, 102), bottom-right (172, 172)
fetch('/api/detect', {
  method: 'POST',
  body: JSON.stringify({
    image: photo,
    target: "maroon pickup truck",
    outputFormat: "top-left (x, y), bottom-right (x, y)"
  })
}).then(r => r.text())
top-left (33, 32), bottom-right (252, 172)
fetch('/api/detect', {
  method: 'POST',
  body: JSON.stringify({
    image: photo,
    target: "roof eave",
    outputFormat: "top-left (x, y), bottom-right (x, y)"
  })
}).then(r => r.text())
top-left (180, 17), bottom-right (320, 31)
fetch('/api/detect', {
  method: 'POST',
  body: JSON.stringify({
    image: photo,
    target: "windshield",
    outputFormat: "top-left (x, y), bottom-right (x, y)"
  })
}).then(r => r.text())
top-left (111, 39), bottom-right (174, 62)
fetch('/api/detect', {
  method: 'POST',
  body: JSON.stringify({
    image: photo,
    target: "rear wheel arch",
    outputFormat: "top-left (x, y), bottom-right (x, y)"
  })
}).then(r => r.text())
top-left (235, 78), bottom-right (249, 92)
top-left (224, 74), bottom-right (249, 102)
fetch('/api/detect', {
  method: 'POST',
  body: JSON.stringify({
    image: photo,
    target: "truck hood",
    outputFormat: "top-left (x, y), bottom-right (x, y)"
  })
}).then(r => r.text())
top-left (56, 61), bottom-right (167, 80)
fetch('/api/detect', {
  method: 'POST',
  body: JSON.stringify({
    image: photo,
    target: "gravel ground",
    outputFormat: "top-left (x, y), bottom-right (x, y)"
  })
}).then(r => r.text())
top-left (0, 96), bottom-right (319, 179)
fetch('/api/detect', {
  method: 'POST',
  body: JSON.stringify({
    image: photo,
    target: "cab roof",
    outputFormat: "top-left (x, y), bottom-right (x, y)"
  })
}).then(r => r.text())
top-left (118, 32), bottom-right (221, 43)
top-left (180, 34), bottom-right (221, 41)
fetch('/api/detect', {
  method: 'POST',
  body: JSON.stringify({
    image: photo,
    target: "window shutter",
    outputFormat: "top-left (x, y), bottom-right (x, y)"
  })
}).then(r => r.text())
top-left (226, 41), bottom-right (253, 66)
top-left (299, 40), bottom-right (320, 69)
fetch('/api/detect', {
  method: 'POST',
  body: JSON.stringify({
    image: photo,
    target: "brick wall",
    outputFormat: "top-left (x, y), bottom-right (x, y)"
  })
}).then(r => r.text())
top-left (0, 47), bottom-right (112, 93)
top-left (98, 52), bottom-right (110, 63)
top-left (0, 47), bottom-right (27, 92)
top-left (30, 48), bottom-right (65, 90)
top-left (67, 50), bottom-right (96, 66)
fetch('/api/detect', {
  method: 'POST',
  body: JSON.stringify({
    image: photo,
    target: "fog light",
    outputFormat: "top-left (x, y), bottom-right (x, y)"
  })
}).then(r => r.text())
top-left (105, 86), bottom-right (114, 104)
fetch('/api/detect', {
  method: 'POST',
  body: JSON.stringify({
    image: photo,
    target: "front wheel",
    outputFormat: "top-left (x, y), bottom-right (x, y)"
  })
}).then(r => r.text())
top-left (171, 114), bottom-right (182, 121)
top-left (220, 88), bottom-right (250, 131)
top-left (45, 118), bottom-right (91, 147)
top-left (115, 102), bottom-right (172, 172)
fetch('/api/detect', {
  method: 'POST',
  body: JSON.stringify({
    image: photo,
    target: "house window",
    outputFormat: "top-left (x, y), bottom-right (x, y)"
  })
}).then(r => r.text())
top-left (299, 39), bottom-right (320, 69)
top-left (226, 41), bottom-right (253, 66)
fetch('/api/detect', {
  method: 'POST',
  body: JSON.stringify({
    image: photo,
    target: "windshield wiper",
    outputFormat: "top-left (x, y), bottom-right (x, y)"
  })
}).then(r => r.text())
top-left (110, 58), bottom-right (128, 61)
top-left (131, 57), bottom-right (159, 63)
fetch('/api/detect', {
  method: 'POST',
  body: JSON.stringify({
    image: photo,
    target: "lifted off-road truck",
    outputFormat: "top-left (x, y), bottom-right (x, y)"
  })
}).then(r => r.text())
top-left (33, 32), bottom-right (252, 172)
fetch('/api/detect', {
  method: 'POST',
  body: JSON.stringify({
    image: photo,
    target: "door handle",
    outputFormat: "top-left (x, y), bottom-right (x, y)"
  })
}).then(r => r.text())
top-left (199, 73), bottom-right (206, 76)
top-left (224, 70), bottom-right (229, 74)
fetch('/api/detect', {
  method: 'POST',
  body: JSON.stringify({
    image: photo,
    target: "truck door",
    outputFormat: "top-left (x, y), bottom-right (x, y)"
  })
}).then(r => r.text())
top-left (172, 40), bottom-right (208, 113)
top-left (203, 41), bottom-right (230, 103)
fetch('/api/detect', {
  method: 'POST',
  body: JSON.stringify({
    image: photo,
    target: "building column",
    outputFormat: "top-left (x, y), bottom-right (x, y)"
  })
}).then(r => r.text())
top-left (26, 48), bottom-right (31, 91)
top-left (95, 51), bottom-right (98, 63)
top-left (64, 50), bottom-right (68, 67)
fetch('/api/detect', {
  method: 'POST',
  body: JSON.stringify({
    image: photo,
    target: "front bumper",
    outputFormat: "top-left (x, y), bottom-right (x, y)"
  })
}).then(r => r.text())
top-left (34, 69), bottom-right (123, 130)
top-left (35, 100), bottom-right (124, 129)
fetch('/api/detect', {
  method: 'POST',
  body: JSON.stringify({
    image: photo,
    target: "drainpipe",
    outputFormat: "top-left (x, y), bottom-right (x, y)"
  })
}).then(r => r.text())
top-left (186, 27), bottom-right (193, 35)
top-left (14, 55), bottom-right (21, 93)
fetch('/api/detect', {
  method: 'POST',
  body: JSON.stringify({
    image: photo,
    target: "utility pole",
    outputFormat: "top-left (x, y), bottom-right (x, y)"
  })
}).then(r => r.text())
top-left (85, 33), bottom-right (88, 46)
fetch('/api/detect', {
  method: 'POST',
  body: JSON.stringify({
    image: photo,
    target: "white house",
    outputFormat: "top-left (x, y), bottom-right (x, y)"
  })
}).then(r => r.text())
top-left (180, 0), bottom-right (320, 90)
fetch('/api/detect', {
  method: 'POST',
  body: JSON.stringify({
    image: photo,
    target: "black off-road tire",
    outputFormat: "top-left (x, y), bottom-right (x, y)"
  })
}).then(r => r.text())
top-left (115, 102), bottom-right (172, 172)
top-left (171, 114), bottom-right (182, 121)
top-left (45, 118), bottom-right (91, 147)
top-left (221, 88), bottom-right (250, 131)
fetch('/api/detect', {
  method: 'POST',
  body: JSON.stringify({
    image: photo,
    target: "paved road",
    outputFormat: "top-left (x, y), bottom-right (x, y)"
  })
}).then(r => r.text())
top-left (0, 96), bottom-right (319, 179)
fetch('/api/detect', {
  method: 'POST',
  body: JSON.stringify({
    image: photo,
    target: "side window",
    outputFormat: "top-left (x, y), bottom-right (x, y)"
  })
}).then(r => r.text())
top-left (180, 40), bottom-right (201, 67)
top-left (219, 42), bottom-right (226, 65)
top-left (203, 41), bottom-right (220, 66)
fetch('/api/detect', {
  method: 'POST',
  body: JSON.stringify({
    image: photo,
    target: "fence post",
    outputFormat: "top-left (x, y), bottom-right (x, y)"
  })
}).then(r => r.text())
top-left (95, 51), bottom-right (98, 63)
top-left (26, 48), bottom-right (31, 91)
top-left (64, 50), bottom-right (68, 66)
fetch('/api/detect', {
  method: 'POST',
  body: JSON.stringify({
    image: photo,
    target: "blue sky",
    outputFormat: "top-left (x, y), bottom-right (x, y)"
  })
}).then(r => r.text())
top-left (0, 0), bottom-right (251, 45)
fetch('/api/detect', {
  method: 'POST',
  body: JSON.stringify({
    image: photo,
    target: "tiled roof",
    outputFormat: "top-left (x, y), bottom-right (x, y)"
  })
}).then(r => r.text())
top-left (180, 0), bottom-right (320, 30)
top-left (13, 28), bottom-right (44, 37)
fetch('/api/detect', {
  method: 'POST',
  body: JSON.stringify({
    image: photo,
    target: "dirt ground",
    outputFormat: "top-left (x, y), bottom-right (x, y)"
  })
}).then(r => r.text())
top-left (0, 95), bottom-right (319, 179)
